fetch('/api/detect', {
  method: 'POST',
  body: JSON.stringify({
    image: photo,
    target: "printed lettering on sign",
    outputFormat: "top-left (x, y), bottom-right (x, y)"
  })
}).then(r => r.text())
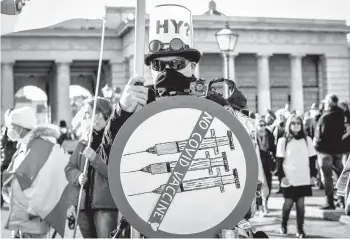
top-left (156, 19), bottom-right (191, 36)
top-left (108, 96), bottom-right (258, 238)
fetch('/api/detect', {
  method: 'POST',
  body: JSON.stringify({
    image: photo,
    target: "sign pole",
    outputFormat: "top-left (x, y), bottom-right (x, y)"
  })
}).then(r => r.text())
top-left (72, 7), bottom-right (107, 239)
top-left (134, 0), bottom-right (146, 77)
top-left (131, 0), bottom-right (146, 237)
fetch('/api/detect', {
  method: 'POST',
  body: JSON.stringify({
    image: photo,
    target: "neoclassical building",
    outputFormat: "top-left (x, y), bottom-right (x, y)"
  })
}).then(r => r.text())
top-left (1, 5), bottom-right (350, 124)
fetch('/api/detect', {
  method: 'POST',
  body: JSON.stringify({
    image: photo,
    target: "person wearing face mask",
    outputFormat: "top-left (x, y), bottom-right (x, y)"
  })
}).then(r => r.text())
top-left (88, 4), bottom-right (249, 167)
top-left (3, 107), bottom-right (62, 238)
top-left (64, 97), bottom-right (117, 238)
top-left (276, 114), bottom-right (317, 238)
top-left (81, 4), bottom-right (266, 238)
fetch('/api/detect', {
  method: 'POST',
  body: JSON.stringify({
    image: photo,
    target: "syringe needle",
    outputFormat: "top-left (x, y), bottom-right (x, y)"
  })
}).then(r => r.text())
top-left (123, 150), bottom-right (146, 156)
top-left (128, 191), bottom-right (152, 197)
top-left (121, 169), bottom-right (140, 174)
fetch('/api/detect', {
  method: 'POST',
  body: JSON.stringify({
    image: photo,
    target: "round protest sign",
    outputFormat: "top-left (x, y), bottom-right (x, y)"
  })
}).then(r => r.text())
top-left (108, 96), bottom-right (258, 238)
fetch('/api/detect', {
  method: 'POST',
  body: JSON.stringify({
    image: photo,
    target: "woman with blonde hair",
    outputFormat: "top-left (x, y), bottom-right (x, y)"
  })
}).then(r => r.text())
top-left (276, 114), bottom-right (317, 238)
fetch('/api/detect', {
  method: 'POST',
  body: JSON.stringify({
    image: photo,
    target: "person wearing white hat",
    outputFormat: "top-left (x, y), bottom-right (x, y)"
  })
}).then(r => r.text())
top-left (3, 107), bottom-right (62, 238)
top-left (5, 107), bottom-right (37, 142)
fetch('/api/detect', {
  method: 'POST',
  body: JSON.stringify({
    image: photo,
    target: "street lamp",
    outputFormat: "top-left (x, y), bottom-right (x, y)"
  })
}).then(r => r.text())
top-left (215, 21), bottom-right (239, 98)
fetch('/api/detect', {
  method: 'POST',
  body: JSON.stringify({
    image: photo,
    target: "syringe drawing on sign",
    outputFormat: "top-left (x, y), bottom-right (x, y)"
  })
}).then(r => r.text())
top-left (124, 129), bottom-right (234, 157)
top-left (122, 151), bottom-right (230, 175)
top-left (128, 168), bottom-right (240, 196)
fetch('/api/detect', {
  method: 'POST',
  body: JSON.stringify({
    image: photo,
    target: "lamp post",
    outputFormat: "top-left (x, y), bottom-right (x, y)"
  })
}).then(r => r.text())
top-left (215, 22), bottom-right (239, 98)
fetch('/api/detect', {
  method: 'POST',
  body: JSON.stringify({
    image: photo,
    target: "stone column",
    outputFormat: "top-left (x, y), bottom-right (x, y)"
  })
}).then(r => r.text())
top-left (1, 62), bottom-right (15, 124)
top-left (257, 54), bottom-right (272, 114)
top-left (322, 55), bottom-right (350, 102)
top-left (55, 61), bottom-right (72, 124)
top-left (290, 54), bottom-right (305, 113)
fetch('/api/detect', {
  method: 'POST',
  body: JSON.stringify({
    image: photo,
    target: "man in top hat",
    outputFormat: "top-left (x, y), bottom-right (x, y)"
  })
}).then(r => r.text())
top-left (83, 4), bottom-right (258, 236)
top-left (90, 4), bottom-right (249, 162)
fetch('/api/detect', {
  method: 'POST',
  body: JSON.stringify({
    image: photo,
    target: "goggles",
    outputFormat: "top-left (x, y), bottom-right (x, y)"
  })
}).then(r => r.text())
top-left (151, 57), bottom-right (189, 72)
top-left (149, 38), bottom-right (190, 52)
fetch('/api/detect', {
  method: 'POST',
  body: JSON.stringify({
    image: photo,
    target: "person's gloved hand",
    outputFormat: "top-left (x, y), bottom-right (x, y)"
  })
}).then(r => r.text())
top-left (83, 147), bottom-right (97, 162)
top-left (119, 76), bottom-right (148, 113)
top-left (78, 173), bottom-right (88, 186)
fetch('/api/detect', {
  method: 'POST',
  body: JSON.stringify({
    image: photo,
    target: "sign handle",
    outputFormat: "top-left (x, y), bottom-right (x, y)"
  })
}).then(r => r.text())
top-left (132, 0), bottom-right (146, 237)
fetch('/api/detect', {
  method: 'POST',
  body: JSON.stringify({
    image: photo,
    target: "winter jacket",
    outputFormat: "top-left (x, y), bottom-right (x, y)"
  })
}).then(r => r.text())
top-left (65, 140), bottom-right (116, 210)
top-left (257, 129), bottom-right (276, 170)
top-left (3, 124), bottom-right (60, 235)
top-left (314, 106), bottom-right (345, 154)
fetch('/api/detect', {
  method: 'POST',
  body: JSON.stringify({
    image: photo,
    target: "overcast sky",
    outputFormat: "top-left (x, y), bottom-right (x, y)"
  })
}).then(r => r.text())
top-left (108, 0), bottom-right (350, 24)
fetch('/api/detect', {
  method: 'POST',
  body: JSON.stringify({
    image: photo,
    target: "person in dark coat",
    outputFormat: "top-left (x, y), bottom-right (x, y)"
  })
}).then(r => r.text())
top-left (256, 118), bottom-right (276, 216)
top-left (314, 94), bottom-right (345, 209)
top-left (1, 109), bottom-right (17, 208)
top-left (82, 4), bottom-right (262, 237)
top-left (65, 97), bottom-right (117, 238)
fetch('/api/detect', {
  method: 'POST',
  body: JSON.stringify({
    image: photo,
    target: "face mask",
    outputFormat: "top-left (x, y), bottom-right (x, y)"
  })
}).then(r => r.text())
top-left (7, 128), bottom-right (20, 142)
top-left (154, 69), bottom-right (194, 97)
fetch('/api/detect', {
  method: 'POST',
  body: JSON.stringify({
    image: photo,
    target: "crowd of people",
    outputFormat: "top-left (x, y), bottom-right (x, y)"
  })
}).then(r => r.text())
top-left (2, 93), bottom-right (349, 238)
top-left (255, 93), bottom-right (350, 237)
top-left (1, 3), bottom-right (350, 238)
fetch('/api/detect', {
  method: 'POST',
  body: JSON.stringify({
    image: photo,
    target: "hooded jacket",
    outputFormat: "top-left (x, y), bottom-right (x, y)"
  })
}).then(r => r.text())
top-left (3, 124), bottom-right (60, 235)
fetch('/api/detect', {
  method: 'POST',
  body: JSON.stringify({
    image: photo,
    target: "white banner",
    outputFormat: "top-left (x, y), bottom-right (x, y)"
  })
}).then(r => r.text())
top-left (1, 0), bottom-right (108, 35)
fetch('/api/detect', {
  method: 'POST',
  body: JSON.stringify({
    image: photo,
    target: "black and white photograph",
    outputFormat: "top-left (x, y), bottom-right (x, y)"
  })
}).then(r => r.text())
top-left (1, 0), bottom-right (350, 238)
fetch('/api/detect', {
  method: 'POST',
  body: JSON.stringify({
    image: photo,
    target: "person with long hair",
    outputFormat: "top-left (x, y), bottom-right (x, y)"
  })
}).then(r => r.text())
top-left (276, 114), bottom-right (317, 238)
top-left (256, 118), bottom-right (275, 216)
top-left (65, 97), bottom-right (118, 238)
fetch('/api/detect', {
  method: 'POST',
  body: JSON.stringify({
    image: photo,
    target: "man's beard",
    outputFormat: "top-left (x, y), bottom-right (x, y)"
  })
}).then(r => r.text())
top-left (154, 69), bottom-right (194, 97)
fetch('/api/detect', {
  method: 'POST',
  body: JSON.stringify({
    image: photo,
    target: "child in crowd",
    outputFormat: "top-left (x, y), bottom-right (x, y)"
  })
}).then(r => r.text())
top-left (276, 114), bottom-right (317, 238)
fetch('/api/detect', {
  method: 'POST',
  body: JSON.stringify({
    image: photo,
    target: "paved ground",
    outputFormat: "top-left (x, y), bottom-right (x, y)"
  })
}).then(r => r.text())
top-left (250, 178), bottom-right (350, 238)
top-left (1, 177), bottom-right (349, 238)
top-left (250, 192), bottom-right (350, 238)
